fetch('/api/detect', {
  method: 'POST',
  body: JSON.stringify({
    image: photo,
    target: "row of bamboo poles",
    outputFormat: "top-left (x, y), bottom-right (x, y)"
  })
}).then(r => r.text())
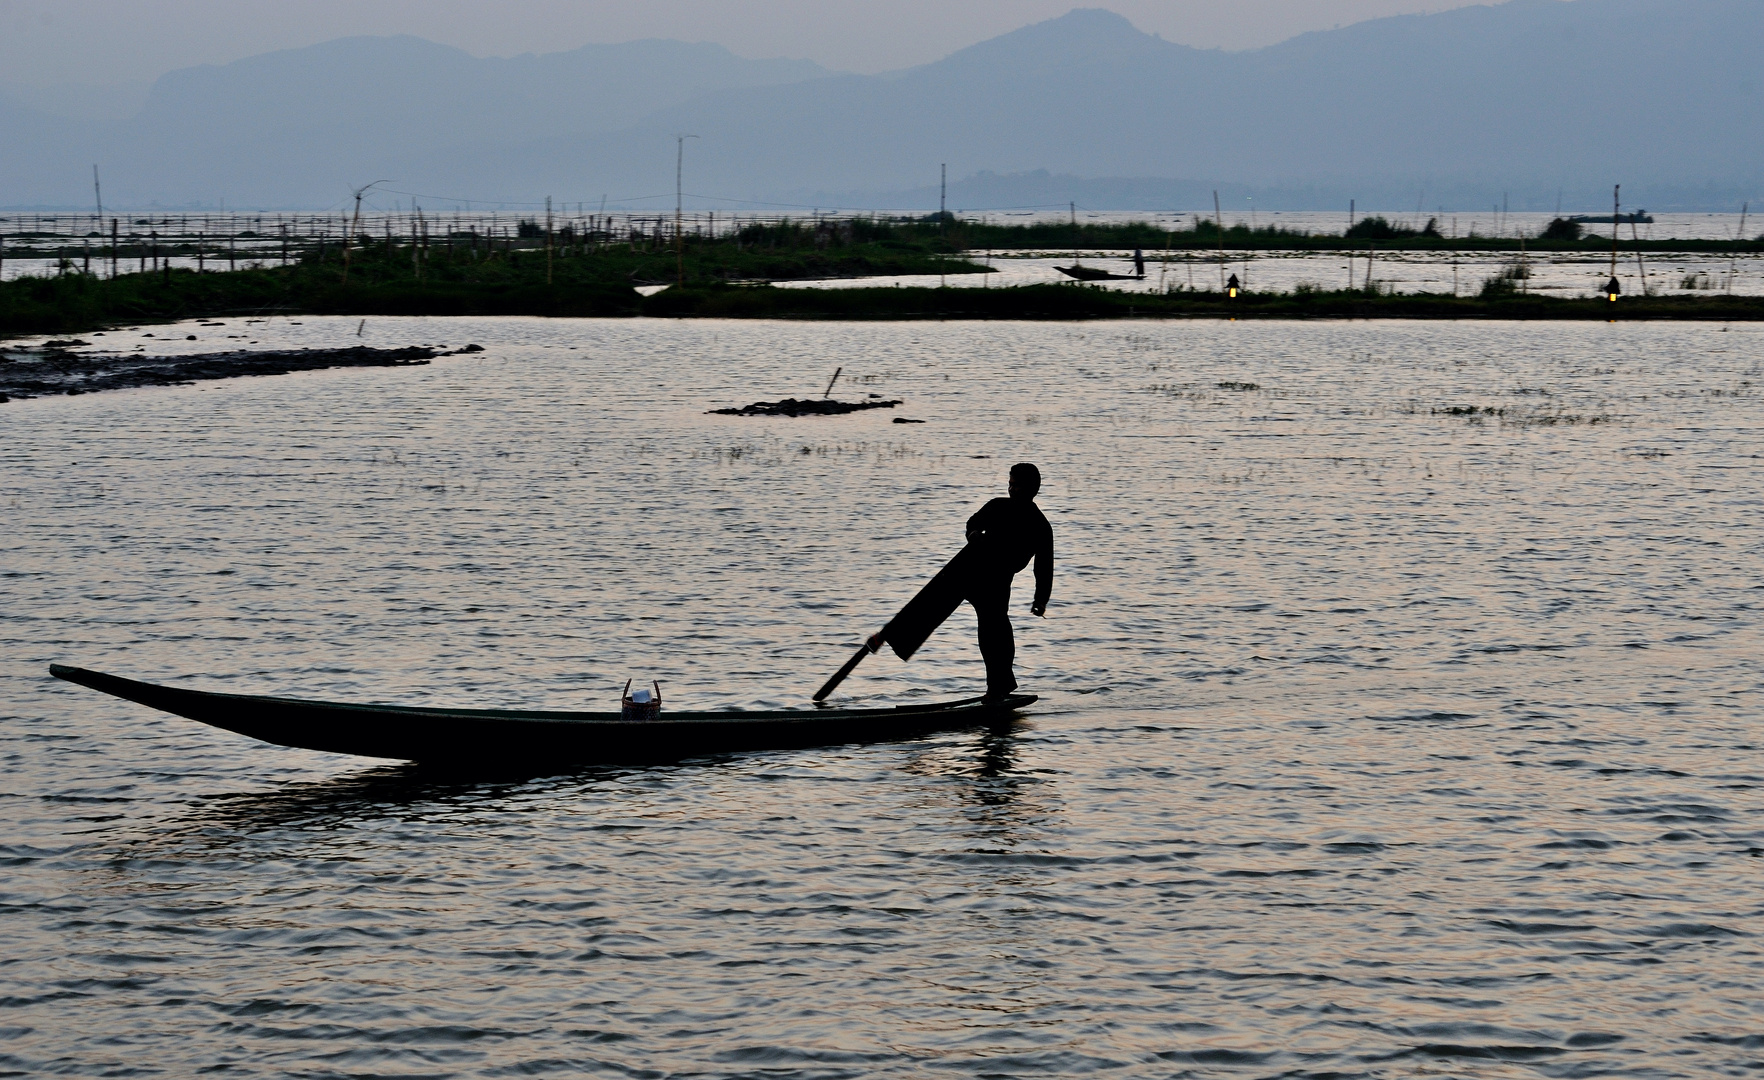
top-left (0, 209), bottom-right (872, 281)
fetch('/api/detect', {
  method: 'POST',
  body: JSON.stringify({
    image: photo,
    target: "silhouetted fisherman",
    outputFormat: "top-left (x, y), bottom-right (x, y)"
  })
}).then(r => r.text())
top-left (1133, 247), bottom-right (1146, 276)
top-left (867, 463), bottom-right (1053, 701)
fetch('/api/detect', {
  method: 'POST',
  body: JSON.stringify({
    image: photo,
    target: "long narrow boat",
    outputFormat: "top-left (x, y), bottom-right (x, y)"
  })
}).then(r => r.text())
top-left (1056, 265), bottom-right (1144, 281)
top-left (49, 664), bottom-right (1035, 765)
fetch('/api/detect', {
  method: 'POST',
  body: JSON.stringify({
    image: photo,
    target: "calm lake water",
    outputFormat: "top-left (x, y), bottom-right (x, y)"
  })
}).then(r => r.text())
top-left (4, 315), bottom-right (1763, 1077)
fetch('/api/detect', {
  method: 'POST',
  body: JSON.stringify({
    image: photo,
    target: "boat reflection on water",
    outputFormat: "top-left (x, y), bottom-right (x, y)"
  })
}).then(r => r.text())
top-left (136, 718), bottom-right (1038, 849)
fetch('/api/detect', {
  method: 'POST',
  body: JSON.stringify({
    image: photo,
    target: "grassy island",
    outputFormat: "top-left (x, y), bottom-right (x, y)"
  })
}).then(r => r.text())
top-left (3, 214), bottom-right (1760, 338)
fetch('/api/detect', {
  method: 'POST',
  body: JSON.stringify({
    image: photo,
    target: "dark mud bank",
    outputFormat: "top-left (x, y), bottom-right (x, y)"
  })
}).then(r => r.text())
top-left (0, 343), bottom-right (483, 401)
top-left (708, 397), bottom-right (903, 417)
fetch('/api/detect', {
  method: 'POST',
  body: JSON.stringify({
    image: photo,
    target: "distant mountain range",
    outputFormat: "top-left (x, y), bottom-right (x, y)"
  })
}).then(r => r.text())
top-left (2, 0), bottom-right (1759, 212)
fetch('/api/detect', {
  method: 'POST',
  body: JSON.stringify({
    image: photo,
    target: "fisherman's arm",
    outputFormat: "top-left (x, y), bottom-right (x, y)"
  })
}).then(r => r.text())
top-left (966, 498), bottom-right (1004, 542)
top-left (1031, 521), bottom-right (1053, 617)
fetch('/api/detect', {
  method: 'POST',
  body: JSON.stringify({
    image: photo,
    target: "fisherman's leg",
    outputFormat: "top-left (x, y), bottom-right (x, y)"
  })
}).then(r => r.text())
top-left (968, 585), bottom-right (1016, 699)
top-left (878, 554), bottom-right (973, 661)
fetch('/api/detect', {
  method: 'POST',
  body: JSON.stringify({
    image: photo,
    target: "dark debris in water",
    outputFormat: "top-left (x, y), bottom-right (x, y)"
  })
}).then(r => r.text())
top-left (0, 343), bottom-right (485, 401)
top-left (709, 397), bottom-right (903, 417)
top-left (1431, 404), bottom-right (1614, 426)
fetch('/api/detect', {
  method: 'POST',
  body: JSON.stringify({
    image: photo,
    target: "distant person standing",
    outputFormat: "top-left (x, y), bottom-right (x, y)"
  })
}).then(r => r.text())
top-left (869, 463), bottom-right (1053, 701)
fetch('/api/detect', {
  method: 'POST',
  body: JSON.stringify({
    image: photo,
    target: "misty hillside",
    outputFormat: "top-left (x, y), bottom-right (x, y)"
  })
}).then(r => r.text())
top-left (568, 0), bottom-right (1760, 210)
top-left (2, 0), bottom-right (1759, 210)
top-left (0, 37), bottom-right (832, 208)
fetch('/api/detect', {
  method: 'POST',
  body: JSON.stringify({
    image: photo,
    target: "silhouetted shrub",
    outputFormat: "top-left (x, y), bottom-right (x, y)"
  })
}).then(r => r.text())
top-left (1345, 216), bottom-right (1441, 240)
top-left (1541, 218), bottom-right (1584, 241)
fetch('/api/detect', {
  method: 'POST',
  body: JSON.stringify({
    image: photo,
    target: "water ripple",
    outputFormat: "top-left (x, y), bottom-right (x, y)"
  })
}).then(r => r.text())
top-left (2, 316), bottom-right (1763, 1076)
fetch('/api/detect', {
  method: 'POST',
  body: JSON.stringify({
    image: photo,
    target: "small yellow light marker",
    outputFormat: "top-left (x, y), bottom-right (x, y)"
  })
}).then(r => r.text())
top-left (1605, 275), bottom-right (1621, 302)
top-left (1227, 272), bottom-right (1240, 299)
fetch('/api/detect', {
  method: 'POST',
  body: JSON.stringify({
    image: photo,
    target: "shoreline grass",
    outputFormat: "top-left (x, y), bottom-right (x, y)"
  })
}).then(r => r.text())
top-left (641, 283), bottom-right (1764, 321)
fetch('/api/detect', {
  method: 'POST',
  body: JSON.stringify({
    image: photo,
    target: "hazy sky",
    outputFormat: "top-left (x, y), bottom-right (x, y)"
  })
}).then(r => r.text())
top-left (0, 0), bottom-right (1494, 86)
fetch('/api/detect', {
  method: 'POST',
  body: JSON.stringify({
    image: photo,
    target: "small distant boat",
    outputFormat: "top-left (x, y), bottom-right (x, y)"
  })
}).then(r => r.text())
top-left (1056, 265), bottom-right (1144, 281)
top-left (1058, 248), bottom-right (1146, 281)
top-left (1569, 211), bottom-right (1654, 224)
top-left (49, 664), bottom-right (1035, 765)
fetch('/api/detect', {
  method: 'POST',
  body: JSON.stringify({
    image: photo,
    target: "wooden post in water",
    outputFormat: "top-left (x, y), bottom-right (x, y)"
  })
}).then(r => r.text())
top-left (546, 196), bottom-right (554, 285)
top-left (197, 233), bottom-right (204, 272)
top-left (1728, 202), bottom-right (1748, 294)
top-left (111, 218), bottom-right (118, 278)
top-left (342, 182), bottom-right (383, 286)
top-left (1159, 219), bottom-right (1173, 292)
top-left (1629, 219), bottom-right (1649, 295)
top-left (1213, 191), bottom-right (1226, 291)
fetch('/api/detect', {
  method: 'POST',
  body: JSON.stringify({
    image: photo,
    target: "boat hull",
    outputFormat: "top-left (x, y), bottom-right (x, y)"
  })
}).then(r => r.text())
top-left (49, 664), bottom-right (1036, 764)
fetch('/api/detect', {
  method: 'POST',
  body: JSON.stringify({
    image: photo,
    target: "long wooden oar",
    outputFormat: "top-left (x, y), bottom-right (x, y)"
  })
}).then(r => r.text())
top-left (813, 638), bottom-right (878, 701)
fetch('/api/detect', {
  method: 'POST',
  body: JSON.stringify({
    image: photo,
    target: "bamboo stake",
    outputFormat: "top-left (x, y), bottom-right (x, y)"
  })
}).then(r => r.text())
top-left (1159, 218), bottom-right (1172, 292)
top-left (1728, 202), bottom-right (1748, 294)
top-left (1630, 219), bottom-right (1648, 295)
top-left (342, 181), bottom-right (386, 285)
top-left (1214, 191), bottom-right (1226, 290)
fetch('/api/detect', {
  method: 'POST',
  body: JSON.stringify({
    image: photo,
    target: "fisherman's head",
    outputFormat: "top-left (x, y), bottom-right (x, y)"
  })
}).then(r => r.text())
top-left (1008, 462), bottom-right (1041, 501)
